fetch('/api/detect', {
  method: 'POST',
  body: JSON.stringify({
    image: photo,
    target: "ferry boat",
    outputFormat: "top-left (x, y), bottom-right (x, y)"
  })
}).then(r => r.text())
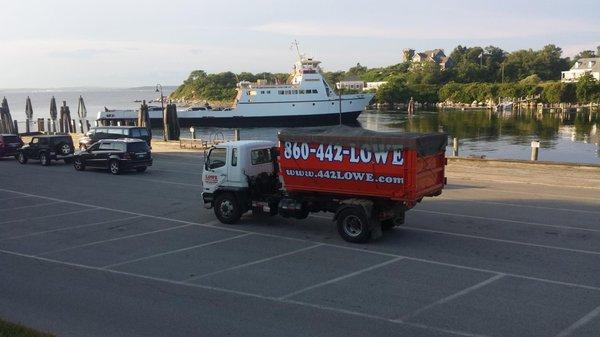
top-left (97, 55), bottom-right (374, 127)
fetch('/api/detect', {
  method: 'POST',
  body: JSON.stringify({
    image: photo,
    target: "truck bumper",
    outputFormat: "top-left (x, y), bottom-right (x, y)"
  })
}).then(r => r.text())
top-left (201, 192), bottom-right (214, 209)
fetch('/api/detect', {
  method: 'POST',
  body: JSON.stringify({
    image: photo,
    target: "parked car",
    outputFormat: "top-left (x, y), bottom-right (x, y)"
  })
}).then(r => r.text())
top-left (0, 134), bottom-right (24, 158)
top-left (78, 126), bottom-right (151, 149)
top-left (17, 135), bottom-right (74, 166)
top-left (73, 138), bottom-right (152, 175)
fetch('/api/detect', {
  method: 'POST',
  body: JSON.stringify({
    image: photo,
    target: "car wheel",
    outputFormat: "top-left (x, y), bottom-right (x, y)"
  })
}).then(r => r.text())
top-left (73, 158), bottom-right (85, 171)
top-left (16, 152), bottom-right (28, 164)
top-left (214, 193), bottom-right (242, 224)
top-left (40, 152), bottom-right (51, 166)
top-left (336, 207), bottom-right (371, 243)
top-left (136, 166), bottom-right (147, 173)
top-left (109, 160), bottom-right (121, 175)
top-left (57, 142), bottom-right (71, 156)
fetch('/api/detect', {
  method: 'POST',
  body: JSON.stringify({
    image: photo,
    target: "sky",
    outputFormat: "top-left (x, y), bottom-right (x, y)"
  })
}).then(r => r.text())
top-left (0, 0), bottom-right (599, 88)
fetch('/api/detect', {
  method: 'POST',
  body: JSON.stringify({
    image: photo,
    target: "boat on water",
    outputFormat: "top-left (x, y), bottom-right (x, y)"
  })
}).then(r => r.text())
top-left (96, 55), bottom-right (374, 127)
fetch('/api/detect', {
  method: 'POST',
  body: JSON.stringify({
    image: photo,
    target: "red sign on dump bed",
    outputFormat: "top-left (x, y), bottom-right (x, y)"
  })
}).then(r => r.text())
top-left (278, 141), bottom-right (446, 202)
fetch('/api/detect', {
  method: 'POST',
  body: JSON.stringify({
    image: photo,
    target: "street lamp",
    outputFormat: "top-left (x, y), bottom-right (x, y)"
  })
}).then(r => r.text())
top-left (155, 84), bottom-right (165, 141)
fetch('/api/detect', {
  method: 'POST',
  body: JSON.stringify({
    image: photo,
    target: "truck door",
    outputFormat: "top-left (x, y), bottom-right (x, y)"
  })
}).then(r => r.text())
top-left (204, 147), bottom-right (228, 190)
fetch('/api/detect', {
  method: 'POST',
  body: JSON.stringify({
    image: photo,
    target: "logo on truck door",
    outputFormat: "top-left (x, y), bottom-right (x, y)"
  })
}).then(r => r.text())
top-left (283, 142), bottom-right (403, 165)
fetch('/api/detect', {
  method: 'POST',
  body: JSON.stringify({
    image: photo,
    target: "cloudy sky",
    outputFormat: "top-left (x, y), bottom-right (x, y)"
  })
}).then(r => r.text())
top-left (1, 0), bottom-right (598, 88)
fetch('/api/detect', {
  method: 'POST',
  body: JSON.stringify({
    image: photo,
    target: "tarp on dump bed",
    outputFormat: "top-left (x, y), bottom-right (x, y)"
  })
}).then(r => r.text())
top-left (278, 125), bottom-right (448, 156)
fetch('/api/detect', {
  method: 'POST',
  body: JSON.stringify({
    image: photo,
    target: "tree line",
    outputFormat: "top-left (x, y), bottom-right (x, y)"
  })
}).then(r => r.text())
top-left (171, 44), bottom-right (600, 104)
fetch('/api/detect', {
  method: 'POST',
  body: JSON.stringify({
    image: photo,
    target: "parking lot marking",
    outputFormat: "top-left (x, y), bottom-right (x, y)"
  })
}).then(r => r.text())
top-left (0, 215), bottom-right (143, 241)
top-left (414, 209), bottom-right (600, 233)
top-left (150, 168), bottom-right (204, 176)
top-left (101, 232), bottom-right (251, 269)
top-left (396, 273), bottom-right (506, 322)
top-left (431, 197), bottom-right (600, 216)
top-left (449, 183), bottom-right (600, 202)
top-left (402, 226), bottom-right (600, 256)
top-left (0, 201), bottom-right (62, 211)
top-left (0, 195), bottom-right (34, 202)
top-left (555, 304), bottom-right (600, 337)
top-left (279, 257), bottom-right (404, 300)
top-left (1, 187), bottom-right (599, 293)
top-left (448, 175), bottom-right (600, 191)
top-left (183, 243), bottom-right (324, 282)
top-left (0, 208), bottom-right (99, 226)
top-left (37, 223), bottom-right (196, 256)
top-left (0, 248), bottom-right (487, 337)
top-left (121, 176), bottom-right (203, 187)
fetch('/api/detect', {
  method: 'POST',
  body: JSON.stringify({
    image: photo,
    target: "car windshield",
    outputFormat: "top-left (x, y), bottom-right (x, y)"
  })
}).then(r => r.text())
top-left (127, 142), bottom-right (149, 152)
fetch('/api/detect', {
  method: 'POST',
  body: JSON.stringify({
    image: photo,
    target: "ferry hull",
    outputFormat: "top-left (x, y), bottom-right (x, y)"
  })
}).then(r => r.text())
top-left (146, 111), bottom-right (362, 128)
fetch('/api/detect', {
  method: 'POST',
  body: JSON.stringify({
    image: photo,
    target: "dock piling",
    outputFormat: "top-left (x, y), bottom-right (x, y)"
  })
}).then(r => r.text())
top-left (530, 141), bottom-right (540, 161)
top-left (234, 129), bottom-right (241, 141)
top-left (453, 137), bottom-right (459, 157)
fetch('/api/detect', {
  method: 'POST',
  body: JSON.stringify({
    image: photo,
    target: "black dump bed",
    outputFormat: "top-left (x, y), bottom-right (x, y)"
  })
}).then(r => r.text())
top-left (278, 125), bottom-right (448, 156)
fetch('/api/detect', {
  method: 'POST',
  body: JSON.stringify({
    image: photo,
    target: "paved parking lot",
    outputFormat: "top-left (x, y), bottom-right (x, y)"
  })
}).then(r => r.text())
top-left (0, 153), bottom-right (599, 337)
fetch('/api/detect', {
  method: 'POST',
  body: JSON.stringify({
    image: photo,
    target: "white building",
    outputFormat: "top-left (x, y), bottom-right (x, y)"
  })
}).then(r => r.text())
top-left (364, 81), bottom-right (388, 91)
top-left (561, 58), bottom-right (600, 82)
top-left (336, 80), bottom-right (365, 90)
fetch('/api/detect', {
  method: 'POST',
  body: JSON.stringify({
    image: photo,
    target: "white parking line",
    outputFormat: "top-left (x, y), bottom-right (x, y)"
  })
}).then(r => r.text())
top-left (433, 198), bottom-right (600, 216)
top-left (0, 208), bottom-right (99, 226)
top-left (396, 273), bottom-right (506, 322)
top-left (0, 201), bottom-right (62, 211)
top-left (102, 231), bottom-right (250, 269)
top-left (0, 248), bottom-right (485, 337)
top-left (124, 176), bottom-right (203, 187)
top-left (403, 226), bottom-right (600, 256)
top-left (0, 216), bottom-right (143, 241)
top-left (183, 243), bottom-right (323, 282)
top-left (279, 257), bottom-right (404, 300)
top-left (413, 209), bottom-right (600, 233)
top-left (555, 304), bottom-right (600, 337)
top-left (37, 223), bottom-right (195, 256)
top-left (447, 182), bottom-right (600, 202)
top-left (448, 175), bottom-right (600, 191)
top-left (0, 195), bottom-right (34, 202)
top-left (1, 187), bottom-right (599, 293)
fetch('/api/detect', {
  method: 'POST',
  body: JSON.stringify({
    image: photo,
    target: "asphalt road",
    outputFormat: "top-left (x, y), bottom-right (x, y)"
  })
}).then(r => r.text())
top-left (0, 153), bottom-right (599, 337)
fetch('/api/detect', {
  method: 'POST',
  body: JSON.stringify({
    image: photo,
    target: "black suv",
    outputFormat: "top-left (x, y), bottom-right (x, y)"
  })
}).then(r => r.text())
top-left (0, 134), bottom-right (24, 158)
top-left (73, 138), bottom-right (152, 175)
top-left (79, 126), bottom-right (151, 149)
top-left (17, 135), bottom-right (74, 166)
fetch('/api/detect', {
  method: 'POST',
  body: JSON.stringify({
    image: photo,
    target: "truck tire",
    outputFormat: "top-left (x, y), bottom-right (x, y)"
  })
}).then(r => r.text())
top-left (16, 152), bottom-right (27, 164)
top-left (214, 193), bottom-right (242, 224)
top-left (40, 152), bottom-right (51, 166)
top-left (336, 207), bottom-right (371, 243)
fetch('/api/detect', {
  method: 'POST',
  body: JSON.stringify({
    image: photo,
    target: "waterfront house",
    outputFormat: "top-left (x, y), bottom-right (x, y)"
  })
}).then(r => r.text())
top-left (336, 80), bottom-right (365, 90)
top-left (364, 81), bottom-right (388, 91)
top-left (561, 57), bottom-right (600, 82)
top-left (411, 49), bottom-right (454, 70)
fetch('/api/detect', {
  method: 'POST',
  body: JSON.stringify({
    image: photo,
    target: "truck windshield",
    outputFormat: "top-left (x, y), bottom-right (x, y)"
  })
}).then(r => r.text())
top-left (207, 148), bottom-right (226, 169)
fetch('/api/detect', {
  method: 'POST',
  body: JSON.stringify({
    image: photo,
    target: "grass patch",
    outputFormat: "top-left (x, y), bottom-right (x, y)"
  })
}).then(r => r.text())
top-left (0, 318), bottom-right (55, 337)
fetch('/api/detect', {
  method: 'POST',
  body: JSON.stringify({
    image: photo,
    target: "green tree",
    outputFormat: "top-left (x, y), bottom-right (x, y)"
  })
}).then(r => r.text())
top-left (576, 73), bottom-right (600, 103)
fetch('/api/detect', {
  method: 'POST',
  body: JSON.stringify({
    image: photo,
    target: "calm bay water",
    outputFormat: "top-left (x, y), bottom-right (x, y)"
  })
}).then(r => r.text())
top-left (1, 88), bottom-right (599, 164)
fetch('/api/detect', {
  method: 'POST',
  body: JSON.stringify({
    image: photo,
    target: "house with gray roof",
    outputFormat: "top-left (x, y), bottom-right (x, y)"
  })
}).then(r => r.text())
top-left (561, 58), bottom-right (600, 82)
top-left (411, 49), bottom-right (454, 70)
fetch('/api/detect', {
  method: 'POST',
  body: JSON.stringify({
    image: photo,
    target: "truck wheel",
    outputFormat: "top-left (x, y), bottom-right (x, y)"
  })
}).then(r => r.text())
top-left (214, 193), bottom-right (242, 224)
top-left (40, 152), bottom-right (51, 166)
top-left (336, 207), bottom-right (371, 243)
top-left (16, 152), bottom-right (28, 164)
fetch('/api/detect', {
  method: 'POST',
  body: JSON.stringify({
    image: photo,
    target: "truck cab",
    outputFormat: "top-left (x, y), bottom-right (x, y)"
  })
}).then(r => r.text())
top-left (202, 140), bottom-right (276, 221)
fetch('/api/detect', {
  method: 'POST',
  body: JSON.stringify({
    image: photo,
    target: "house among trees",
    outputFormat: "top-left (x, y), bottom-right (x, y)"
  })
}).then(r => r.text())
top-left (404, 48), bottom-right (454, 70)
top-left (561, 57), bottom-right (600, 82)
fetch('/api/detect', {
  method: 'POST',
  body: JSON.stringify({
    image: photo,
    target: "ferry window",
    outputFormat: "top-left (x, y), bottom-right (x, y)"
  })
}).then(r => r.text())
top-left (300, 90), bottom-right (305, 94)
top-left (292, 90), bottom-right (298, 94)
top-left (267, 90), bottom-right (271, 94)
top-left (285, 90), bottom-right (291, 95)
top-left (251, 148), bottom-right (271, 165)
top-left (278, 90), bottom-right (284, 95)
top-left (312, 89), bottom-right (318, 93)
top-left (231, 148), bottom-right (238, 167)
top-left (261, 91), bottom-right (265, 94)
